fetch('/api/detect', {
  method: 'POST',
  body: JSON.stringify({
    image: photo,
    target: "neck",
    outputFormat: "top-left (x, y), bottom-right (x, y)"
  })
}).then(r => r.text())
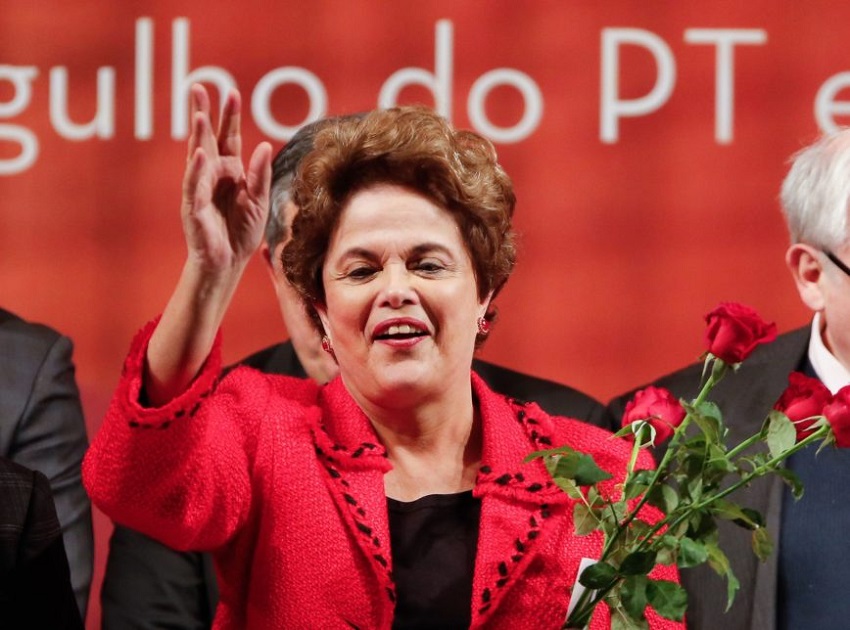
top-left (355, 385), bottom-right (483, 502)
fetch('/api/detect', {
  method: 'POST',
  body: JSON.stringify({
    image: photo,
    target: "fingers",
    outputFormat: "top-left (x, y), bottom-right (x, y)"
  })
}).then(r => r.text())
top-left (182, 147), bottom-right (209, 214)
top-left (186, 85), bottom-right (213, 160)
top-left (218, 89), bottom-right (242, 159)
top-left (246, 142), bottom-right (273, 211)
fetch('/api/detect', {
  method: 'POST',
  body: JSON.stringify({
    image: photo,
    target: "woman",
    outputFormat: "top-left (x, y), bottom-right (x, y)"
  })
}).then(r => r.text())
top-left (84, 85), bottom-right (681, 629)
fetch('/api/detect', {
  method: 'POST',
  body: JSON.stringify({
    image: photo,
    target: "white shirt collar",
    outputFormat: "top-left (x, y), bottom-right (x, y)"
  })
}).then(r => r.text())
top-left (808, 311), bottom-right (850, 394)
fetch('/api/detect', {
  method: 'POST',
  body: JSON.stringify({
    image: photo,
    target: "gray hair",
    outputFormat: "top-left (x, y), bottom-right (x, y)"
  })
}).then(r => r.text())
top-left (780, 129), bottom-right (850, 250)
top-left (266, 114), bottom-right (366, 249)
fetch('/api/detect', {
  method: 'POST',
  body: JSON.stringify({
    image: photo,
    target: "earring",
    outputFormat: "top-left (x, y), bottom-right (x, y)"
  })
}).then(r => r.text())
top-left (321, 335), bottom-right (334, 355)
top-left (477, 317), bottom-right (491, 336)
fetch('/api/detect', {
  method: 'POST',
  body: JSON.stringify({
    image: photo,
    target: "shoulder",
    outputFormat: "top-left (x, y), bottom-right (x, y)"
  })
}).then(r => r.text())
top-left (0, 308), bottom-right (66, 359)
top-left (606, 325), bottom-right (811, 422)
top-left (472, 359), bottom-right (604, 422)
top-left (234, 341), bottom-right (304, 377)
top-left (218, 364), bottom-right (321, 419)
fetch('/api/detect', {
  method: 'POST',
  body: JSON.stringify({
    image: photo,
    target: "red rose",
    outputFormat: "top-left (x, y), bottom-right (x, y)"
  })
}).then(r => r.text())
top-left (774, 372), bottom-right (832, 441)
top-left (622, 386), bottom-right (686, 444)
top-left (823, 386), bottom-right (850, 448)
top-left (703, 302), bottom-right (778, 364)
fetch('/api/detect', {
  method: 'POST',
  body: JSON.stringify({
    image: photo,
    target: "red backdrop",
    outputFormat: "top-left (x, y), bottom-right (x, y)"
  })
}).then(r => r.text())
top-left (2, 2), bottom-right (844, 626)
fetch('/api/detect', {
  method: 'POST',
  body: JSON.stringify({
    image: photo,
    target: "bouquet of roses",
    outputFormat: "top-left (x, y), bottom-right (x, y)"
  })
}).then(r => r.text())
top-left (528, 302), bottom-right (850, 629)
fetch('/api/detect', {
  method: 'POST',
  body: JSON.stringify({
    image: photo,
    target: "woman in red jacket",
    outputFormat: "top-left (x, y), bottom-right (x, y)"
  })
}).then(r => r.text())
top-left (84, 85), bottom-right (681, 629)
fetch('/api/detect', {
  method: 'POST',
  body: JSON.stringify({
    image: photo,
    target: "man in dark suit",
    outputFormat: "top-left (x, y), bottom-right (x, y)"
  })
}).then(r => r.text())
top-left (608, 130), bottom-right (850, 630)
top-left (101, 117), bottom-right (608, 628)
top-left (0, 308), bottom-right (92, 619)
top-left (0, 456), bottom-right (84, 628)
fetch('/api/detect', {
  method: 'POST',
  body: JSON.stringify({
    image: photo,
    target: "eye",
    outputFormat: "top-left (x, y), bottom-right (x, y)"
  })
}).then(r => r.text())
top-left (346, 265), bottom-right (377, 280)
top-left (414, 260), bottom-right (446, 274)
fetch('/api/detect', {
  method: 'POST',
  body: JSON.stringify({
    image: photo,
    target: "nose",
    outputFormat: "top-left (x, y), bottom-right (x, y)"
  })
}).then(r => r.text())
top-left (379, 263), bottom-right (418, 308)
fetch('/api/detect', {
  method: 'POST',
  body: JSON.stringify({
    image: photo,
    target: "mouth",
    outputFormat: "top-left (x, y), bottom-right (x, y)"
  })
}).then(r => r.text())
top-left (373, 321), bottom-right (429, 341)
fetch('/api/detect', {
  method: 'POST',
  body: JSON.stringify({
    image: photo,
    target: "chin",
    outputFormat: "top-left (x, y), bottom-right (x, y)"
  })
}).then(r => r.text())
top-left (370, 365), bottom-right (437, 403)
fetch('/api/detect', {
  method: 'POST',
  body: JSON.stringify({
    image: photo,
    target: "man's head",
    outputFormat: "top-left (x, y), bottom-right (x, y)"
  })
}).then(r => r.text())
top-left (780, 129), bottom-right (850, 369)
top-left (263, 117), bottom-right (353, 384)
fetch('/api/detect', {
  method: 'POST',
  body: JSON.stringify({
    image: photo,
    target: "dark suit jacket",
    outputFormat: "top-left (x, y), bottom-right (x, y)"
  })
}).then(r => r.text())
top-left (0, 456), bottom-right (84, 629)
top-left (606, 327), bottom-right (810, 630)
top-left (0, 308), bottom-right (92, 618)
top-left (102, 340), bottom-right (608, 629)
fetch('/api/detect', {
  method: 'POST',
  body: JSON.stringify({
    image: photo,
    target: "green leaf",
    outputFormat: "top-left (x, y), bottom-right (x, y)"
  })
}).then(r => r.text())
top-left (646, 579), bottom-right (688, 621)
top-left (524, 445), bottom-right (575, 463)
top-left (553, 476), bottom-right (585, 501)
top-left (752, 527), bottom-right (774, 562)
top-left (647, 483), bottom-right (679, 513)
top-left (544, 449), bottom-right (614, 486)
top-left (621, 550), bottom-right (657, 576)
top-left (573, 503), bottom-right (599, 536)
top-left (691, 400), bottom-right (724, 443)
top-left (678, 537), bottom-right (709, 568)
top-left (775, 466), bottom-right (805, 500)
top-left (706, 443), bottom-right (737, 475)
top-left (620, 574), bottom-right (649, 620)
top-left (766, 410), bottom-right (796, 458)
top-left (579, 561), bottom-right (618, 589)
top-left (611, 612), bottom-right (650, 630)
top-left (704, 539), bottom-right (740, 610)
top-left (653, 534), bottom-right (679, 566)
top-left (572, 454), bottom-right (615, 487)
top-left (623, 469), bottom-right (654, 500)
top-left (710, 499), bottom-right (764, 530)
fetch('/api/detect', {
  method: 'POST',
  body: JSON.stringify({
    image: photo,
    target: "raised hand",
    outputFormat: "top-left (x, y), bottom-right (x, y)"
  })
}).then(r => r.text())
top-left (182, 84), bottom-right (272, 273)
top-left (146, 84), bottom-right (272, 404)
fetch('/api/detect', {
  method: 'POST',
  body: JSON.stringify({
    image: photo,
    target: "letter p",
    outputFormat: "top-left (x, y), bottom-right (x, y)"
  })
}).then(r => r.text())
top-left (600, 28), bottom-right (676, 143)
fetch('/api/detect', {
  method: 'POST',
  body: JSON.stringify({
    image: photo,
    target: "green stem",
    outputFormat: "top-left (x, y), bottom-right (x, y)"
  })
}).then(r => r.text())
top-left (597, 358), bottom-right (725, 561)
top-left (635, 423), bottom-right (831, 555)
top-left (566, 358), bottom-right (728, 627)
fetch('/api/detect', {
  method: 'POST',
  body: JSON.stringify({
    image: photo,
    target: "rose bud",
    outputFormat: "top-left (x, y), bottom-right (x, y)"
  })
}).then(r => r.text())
top-left (774, 372), bottom-right (832, 441)
top-left (622, 386), bottom-right (686, 445)
top-left (823, 385), bottom-right (850, 448)
top-left (703, 302), bottom-right (778, 364)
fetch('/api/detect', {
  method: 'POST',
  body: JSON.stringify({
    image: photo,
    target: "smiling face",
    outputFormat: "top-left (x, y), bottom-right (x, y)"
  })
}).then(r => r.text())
top-left (315, 184), bottom-right (491, 409)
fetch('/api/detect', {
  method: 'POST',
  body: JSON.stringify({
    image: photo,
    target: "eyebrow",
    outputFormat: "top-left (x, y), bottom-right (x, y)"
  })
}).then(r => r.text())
top-left (335, 242), bottom-right (457, 262)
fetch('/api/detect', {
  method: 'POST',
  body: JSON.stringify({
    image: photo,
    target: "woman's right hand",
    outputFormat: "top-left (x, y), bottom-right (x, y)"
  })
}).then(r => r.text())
top-left (182, 83), bottom-right (271, 275)
top-left (145, 84), bottom-right (272, 405)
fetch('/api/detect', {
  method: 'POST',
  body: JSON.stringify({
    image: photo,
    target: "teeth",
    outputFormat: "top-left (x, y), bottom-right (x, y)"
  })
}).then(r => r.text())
top-left (387, 324), bottom-right (414, 335)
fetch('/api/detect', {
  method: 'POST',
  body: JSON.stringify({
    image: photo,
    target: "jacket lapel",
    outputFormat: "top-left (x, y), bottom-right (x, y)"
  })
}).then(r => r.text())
top-left (312, 378), bottom-right (396, 628)
top-left (469, 374), bottom-right (579, 626)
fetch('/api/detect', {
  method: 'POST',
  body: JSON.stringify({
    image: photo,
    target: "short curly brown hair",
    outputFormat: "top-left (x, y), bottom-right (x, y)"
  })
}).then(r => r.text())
top-left (283, 106), bottom-right (516, 342)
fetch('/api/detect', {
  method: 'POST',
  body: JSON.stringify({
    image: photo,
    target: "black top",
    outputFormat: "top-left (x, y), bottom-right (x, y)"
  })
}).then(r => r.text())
top-left (389, 491), bottom-right (481, 629)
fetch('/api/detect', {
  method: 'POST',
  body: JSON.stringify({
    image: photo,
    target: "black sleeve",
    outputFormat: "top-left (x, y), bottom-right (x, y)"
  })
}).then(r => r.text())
top-left (1, 465), bottom-right (84, 630)
top-left (101, 525), bottom-right (217, 630)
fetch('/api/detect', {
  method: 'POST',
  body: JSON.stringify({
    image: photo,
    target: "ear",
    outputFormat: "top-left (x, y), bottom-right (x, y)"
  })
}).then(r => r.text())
top-left (260, 242), bottom-right (274, 274)
top-left (478, 290), bottom-right (495, 320)
top-left (313, 300), bottom-right (332, 339)
top-left (786, 243), bottom-right (826, 311)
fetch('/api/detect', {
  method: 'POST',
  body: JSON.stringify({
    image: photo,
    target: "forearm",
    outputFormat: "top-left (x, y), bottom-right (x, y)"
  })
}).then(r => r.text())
top-left (146, 258), bottom-right (247, 405)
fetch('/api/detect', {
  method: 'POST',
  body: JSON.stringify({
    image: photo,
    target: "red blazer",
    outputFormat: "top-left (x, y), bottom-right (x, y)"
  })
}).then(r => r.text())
top-left (84, 321), bottom-right (682, 629)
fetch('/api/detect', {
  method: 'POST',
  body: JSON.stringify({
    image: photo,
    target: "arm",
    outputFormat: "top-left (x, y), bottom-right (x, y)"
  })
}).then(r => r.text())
top-left (10, 332), bottom-right (92, 619)
top-left (146, 84), bottom-right (271, 405)
top-left (84, 85), bottom-right (273, 550)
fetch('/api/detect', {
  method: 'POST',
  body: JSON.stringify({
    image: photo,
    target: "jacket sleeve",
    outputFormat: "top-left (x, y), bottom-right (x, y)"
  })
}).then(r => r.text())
top-left (9, 331), bottom-right (92, 619)
top-left (83, 319), bottom-right (272, 552)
